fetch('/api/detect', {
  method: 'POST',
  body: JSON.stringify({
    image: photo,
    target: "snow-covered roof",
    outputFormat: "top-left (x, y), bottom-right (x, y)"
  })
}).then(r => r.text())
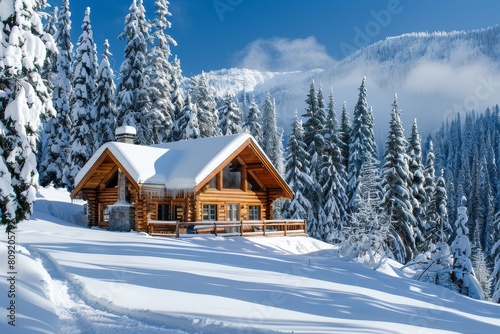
top-left (75, 133), bottom-right (262, 190)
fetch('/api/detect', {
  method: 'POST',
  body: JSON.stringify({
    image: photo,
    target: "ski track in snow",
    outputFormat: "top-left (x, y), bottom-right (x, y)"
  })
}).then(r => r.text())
top-left (30, 247), bottom-right (189, 334)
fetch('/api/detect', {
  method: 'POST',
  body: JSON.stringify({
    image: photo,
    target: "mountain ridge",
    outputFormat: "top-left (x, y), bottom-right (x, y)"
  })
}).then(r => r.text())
top-left (195, 25), bottom-right (500, 136)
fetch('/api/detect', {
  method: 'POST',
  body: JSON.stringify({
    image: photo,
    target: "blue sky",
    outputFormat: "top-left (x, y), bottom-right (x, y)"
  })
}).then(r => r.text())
top-left (63, 0), bottom-right (500, 76)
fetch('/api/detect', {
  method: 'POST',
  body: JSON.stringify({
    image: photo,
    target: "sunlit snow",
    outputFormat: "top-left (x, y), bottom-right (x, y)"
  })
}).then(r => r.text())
top-left (0, 187), bottom-right (499, 333)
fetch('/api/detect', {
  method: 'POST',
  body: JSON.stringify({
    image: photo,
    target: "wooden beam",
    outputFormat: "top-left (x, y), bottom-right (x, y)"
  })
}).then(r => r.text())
top-left (97, 165), bottom-right (118, 190)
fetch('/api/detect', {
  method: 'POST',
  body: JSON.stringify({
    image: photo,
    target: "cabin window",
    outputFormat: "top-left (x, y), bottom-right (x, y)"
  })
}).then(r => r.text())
top-left (249, 205), bottom-right (261, 220)
top-left (158, 204), bottom-right (171, 221)
top-left (223, 164), bottom-right (241, 189)
top-left (203, 204), bottom-right (217, 221)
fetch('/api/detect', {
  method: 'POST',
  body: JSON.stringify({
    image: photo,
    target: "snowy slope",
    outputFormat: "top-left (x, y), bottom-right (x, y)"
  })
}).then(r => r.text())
top-left (1, 186), bottom-right (500, 333)
top-left (201, 26), bottom-right (500, 136)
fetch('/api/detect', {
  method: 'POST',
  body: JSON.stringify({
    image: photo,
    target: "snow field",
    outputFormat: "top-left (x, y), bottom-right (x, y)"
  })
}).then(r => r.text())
top-left (1, 186), bottom-right (499, 333)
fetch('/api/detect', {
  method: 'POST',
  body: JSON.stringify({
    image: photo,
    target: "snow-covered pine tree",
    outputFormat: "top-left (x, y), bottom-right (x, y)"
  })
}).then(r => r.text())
top-left (450, 197), bottom-right (483, 299)
top-left (243, 99), bottom-right (262, 144)
top-left (341, 156), bottom-right (389, 267)
top-left (218, 93), bottom-right (242, 136)
top-left (422, 141), bottom-right (437, 241)
top-left (39, 5), bottom-right (58, 103)
top-left (302, 81), bottom-right (325, 156)
top-left (191, 74), bottom-right (218, 138)
top-left (180, 93), bottom-right (200, 140)
top-left (320, 88), bottom-right (348, 242)
top-left (427, 169), bottom-right (452, 244)
top-left (283, 111), bottom-right (313, 223)
top-left (324, 88), bottom-right (345, 177)
top-left (382, 95), bottom-right (417, 264)
top-left (492, 235), bottom-right (500, 302)
top-left (116, 0), bottom-right (151, 143)
top-left (39, 0), bottom-right (72, 188)
top-left (94, 40), bottom-right (116, 147)
top-left (340, 101), bottom-right (350, 172)
top-left (148, 0), bottom-right (176, 143)
top-left (37, 4), bottom-right (57, 173)
top-left (476, 151), bottom-right (496, 260)
top-left (407, 119), bottom-right (427, 252)
top-left (347, 77), bottom-right (378, 213)
top-left (261, 93), bottom-right (284, 175)
top-left (169, 56), bottom-right (184, 142)
top-left (66, 7), bottom-right (98, 189)
top-left (471, 225), bottom-right (492, 299)
top-left (0, 0), bottom-right (55, 231)
top-left (260, 93), bottom-right (285, 218)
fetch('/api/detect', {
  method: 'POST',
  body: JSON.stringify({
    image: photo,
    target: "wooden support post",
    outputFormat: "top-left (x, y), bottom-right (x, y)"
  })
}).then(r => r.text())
top-left (214, 222), bottom-right (217, 236)
top-left (240, 220), bottom-right (243, 236)
top-left (175, 221), bottom-right (180, 238)
top-left (263, 220), bottom-right (266, 237)
top-left (284, 220), bottom-right (287, 236)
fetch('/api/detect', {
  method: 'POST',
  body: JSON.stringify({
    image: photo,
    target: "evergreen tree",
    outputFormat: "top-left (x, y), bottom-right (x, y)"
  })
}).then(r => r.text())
top-left (427, 170), bottom-right (452, 243)
top-left (243, 99), bottom-right (262, 143)
top-left (471, 229), bottom-right (492, 299)
top-left (67, 7), bottom-right (98, 189)
top-left (192, 74), bottom-right (218, 138)
top-left (324, 88), bottom-right (344, 175)
top-left (340, 101), bottom-right (351, 171)
top-left (492, 237), bottom-right (500, 302)
top-left (320, 88), bottom-right (348, 241)
top-left (37, 4), bottom-right (57, 173)
top-left (0, 0), bottom-right (55, 231)
top-left (408, 119), bottom-right (427, 252)
top-left (302, 80), bottom-right (326, 156)
top-left (382, 95), bottom-right (416, 263)
top-left (116, 0), bottom-right (151, 143)
top-left (169, 56), bottom-right (184, 141)
top-left (423, 141), bottom-right (437, 227)
top-left (148, 0), bottom-right (176, 143)
top-left (39, 0), bottom-right (72, 188)
top-left (300, 81), bottom-right (329, 238)
top-left (179, 93), bottom-right (200, 140)
top-left (283, 112), bottom-right (313, 223)
top-left (347, 77), bottom-right (378, 212)
top-left (260, 93), bottom-right (285, 218)
top-left (94, 40), bottom-right (116, 147)
top-left (39, 5), bottom-right (58, 103)
top-left (218, 93), bottom-right (242, 136)
top-left (450, 197), bottom-right (483, 299)
top-left (261, 94), bottom-right (284, 174)
top-left (341, 155), bottom-right (388, 266)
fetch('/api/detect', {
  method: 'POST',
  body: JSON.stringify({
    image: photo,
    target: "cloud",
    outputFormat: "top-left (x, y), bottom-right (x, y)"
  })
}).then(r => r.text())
top-left (234, 37), bottom-right (336, 72)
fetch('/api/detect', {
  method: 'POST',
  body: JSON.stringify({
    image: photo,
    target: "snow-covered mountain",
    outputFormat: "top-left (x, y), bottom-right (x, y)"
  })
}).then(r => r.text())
top-left (198, 25), bottom-right (500, 137)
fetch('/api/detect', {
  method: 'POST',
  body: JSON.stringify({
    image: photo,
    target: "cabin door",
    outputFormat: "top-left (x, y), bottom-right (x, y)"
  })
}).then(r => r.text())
top-left (226, 204), bottom-right (239, 233)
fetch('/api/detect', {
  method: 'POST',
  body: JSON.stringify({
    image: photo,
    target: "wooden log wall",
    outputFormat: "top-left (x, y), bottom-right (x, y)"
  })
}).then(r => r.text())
top-left (82, 189), bottom-right (97, 227)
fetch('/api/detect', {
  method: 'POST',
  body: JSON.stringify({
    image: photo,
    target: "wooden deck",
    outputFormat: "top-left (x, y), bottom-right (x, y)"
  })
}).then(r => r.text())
top-left (148, 219), bottom-right (307, 238)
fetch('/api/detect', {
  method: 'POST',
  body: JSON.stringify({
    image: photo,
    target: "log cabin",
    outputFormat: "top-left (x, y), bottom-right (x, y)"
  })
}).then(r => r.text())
top-left (71, 127), bottom-right (305, 236)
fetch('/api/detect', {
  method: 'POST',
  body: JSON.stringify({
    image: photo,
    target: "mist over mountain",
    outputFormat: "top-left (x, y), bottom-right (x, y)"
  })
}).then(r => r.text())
top-left (197, 25), bottom-right (500, 139)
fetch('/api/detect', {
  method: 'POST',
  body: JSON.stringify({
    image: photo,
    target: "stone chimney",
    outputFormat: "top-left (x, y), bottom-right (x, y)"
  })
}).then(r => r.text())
top-left (115, 126), bottom-right (136, 144)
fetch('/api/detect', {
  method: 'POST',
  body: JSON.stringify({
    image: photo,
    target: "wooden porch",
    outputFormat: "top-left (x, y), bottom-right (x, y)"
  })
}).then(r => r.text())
top-left (148, 219), bottom-right (307, 238)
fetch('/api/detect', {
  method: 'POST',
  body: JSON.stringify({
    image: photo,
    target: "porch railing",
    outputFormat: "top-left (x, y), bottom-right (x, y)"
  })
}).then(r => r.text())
top-left (148, 219), bottom-right (307, 238)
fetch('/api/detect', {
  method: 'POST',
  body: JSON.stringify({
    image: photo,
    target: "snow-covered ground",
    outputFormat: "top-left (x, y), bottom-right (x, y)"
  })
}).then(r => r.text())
top-left (1, 187), bottom-right (500, 333)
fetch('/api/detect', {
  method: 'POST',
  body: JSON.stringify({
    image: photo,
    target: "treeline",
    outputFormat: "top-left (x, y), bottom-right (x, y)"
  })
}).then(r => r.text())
top-left (281, 77), bottom-right (500, 301)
